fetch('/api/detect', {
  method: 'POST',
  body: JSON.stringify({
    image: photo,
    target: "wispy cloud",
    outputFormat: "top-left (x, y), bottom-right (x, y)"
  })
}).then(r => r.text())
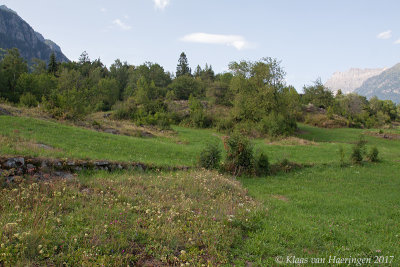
top-left (112, 19), bottom-right (132, 31)
top-left (377, 30), bottom-right (392, 39)
top-left (394, 39), bottom-right (400, 45)
top-left (100, 7), bottom-right (107, 13)
top-left (153, 0), bottom-right (170, 10)
top-left (180, 33), bottom-right (251, 50)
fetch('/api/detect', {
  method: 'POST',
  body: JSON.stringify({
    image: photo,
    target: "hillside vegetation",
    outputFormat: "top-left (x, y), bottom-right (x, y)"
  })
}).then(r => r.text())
top-left (1, 109), bottom-right (400, 265)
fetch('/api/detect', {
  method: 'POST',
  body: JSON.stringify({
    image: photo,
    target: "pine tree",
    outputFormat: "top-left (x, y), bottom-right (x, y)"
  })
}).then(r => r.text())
top-left (176, 52), bottom-right (191, 77)
top-left (48, 52), bottom-right (58, 74)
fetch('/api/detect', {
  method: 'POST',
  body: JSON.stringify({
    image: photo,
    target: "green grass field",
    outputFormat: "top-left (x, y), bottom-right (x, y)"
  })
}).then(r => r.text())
top-left (1, 114), bottom-right (400, 265)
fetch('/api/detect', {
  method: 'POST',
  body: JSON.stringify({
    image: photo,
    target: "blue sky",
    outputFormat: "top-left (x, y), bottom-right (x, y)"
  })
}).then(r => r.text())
top-left (3, 0), bottom-right (400, 91)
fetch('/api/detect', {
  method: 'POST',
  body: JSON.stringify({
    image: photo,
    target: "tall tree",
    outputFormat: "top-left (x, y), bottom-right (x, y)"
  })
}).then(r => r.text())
top-left (176, 52), bottom-right (191, 77)
top-left (0, 48), bottom-right (28, 102)
top-left (48, 52), bottom-right (58, 75)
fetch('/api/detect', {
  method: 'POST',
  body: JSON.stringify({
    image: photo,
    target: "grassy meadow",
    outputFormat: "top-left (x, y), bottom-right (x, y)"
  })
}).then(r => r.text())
top-left (1, 113), bottom-right (400, 265)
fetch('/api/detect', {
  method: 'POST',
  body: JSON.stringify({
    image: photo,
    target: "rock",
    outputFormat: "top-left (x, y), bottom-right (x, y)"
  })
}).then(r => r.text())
top-left (94, 161), bottom-right (109, 166)
top-left (104, 128), bottom-right (120, 135)
top-left (5, 157), bottom-right (25, 168)
top-left (54, 171), bottom-right (74, 179)
top-left (40, 160), bottom-right (49, 171)
top-left (36, 143), bottom-right (53, 150)
top-left (0, 106), bottom-right (12, 116)
top-left (141, 131), bottom-right (154, 138)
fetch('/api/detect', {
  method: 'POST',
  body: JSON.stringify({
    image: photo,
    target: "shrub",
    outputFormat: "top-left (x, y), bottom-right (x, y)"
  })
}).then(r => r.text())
top-left (223, 132), bottom-right (254, 176)
top-left (19, 92), bottom-right (38, 107)
top-left (367, 146), bottom-right (379, 162)
top-left (350, 135), bottom-right (367, 164)
top-left (198, 143), bottom-right (222, 170)
top-left (350, 146), bottom-right (363, 164)
top-left (112, 98), bottom-right (137, 120)
top-left (255, 152), bottom-right (269, 176)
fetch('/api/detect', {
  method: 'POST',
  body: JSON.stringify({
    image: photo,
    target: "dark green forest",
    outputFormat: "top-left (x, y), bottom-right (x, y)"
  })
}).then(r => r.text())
top-left (1, 48), bottom-right (399, 136)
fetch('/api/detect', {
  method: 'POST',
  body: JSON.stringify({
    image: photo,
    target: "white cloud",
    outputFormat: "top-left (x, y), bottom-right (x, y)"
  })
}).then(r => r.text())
top-left (153, 0), bottom-right (170, 10)
top-left (377, 30), bottom-right (392, 39)
top-left (180, 33), bottom-right (251, 50)
top-left (100, 7), bottom-right (107, 13)
top-left (112, 19), bottom-right (132, 30)
top-left (394, 39), bottom-right (400, 45)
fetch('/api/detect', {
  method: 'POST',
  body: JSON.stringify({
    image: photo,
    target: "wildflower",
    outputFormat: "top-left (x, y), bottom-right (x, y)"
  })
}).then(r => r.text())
top-left (39, 250), bottom-right (43, 254)
top-left (38, 245), bottom-right (42, 249)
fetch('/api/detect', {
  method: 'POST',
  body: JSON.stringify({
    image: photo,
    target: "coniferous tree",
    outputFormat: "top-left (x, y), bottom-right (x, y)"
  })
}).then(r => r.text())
top-left (48, 52), bottom-right (58, 75)
top-left (176, 52), bottom-right (191, 77)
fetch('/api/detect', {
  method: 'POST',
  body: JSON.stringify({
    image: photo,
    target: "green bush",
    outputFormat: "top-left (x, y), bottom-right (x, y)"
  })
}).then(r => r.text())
top-left (112, 99), bottom-right (137, 120)
top-left (367, 146), bottom-right (379, 162)
top-left (350, 135), bottom-right (367, 164)
top-left (19, 92), bottom-right (38, 107)
top-left (223, 132), bottom-right (254, 176)
top-left (255, 152), bottom-right (269, 176)
top-left (198, 143), bottom-right (222, 170)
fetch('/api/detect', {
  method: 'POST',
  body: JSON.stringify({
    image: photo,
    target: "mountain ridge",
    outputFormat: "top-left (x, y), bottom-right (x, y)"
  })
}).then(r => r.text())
top-left (0, 5), bottom-right (69, 63)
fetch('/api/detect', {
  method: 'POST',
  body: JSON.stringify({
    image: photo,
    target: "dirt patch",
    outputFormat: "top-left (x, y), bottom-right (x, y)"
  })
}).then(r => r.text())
top-left (266, 137), bottom-right (318, 146)
top-left (365, 131), bottom-right (400, 140)
top-left (271, 195), bottom-right (289, 202)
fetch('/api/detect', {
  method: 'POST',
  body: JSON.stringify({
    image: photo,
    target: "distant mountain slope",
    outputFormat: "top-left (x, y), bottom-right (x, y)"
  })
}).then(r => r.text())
top-left (0, 5), bottom-right (69, 63)
top-left (325, 68), bottom-right (386, 94)
top-left (355, 63), bottom-right (400, 103)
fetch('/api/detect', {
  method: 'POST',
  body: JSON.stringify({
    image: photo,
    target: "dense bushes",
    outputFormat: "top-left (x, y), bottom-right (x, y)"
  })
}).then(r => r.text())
top-left (1, 47), bottom-right (399, 135)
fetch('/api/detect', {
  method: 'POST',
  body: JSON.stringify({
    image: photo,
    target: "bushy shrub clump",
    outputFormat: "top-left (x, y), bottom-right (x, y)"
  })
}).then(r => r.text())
top-left (350, 135), bottom-right (367, 164)
top-left (367, 146), bottom-right (379, 162)
top-left (198, 143), bottom-right (222, 169)
top-left (223, 132), bottom-right (254, 176)
top-left (19, 92), bottom-right (38, 107)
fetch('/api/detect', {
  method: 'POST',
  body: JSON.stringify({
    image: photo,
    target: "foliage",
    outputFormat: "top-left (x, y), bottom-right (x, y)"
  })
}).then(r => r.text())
top-left (187, 95), bottom-right (212, 128)
top-left (223, 132), bottom-right (254, 176)
top-left (302, 78), bottom-right (334, 109)
top-left (198, 142), bottom-right (222, 169)
top-left (168, 75), bottom-right (202, 100)
top-left (0, 47), bottom-right (398, 132)
top-left (367, 146), bottom-right (379, 162)
top-left (19, 92), bottom-right (38, 107)
top-left (350, 135), bottom-right (367, 164)
top-left (48, 52), bottom-right (58, 74)
top-left (228, 58), bottom-right (297, 136)
top-left (176, 52), bottom-right (191, 77)
top-left (0, 48), bottom-right (28, 102)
